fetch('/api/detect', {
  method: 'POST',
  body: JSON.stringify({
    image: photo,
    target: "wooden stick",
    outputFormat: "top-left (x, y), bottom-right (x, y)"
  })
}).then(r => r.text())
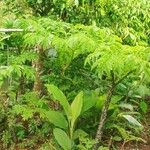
top-left (0, 29), bottom-right (24, 32)
top-left (0, 29), bottom-right (34, 32)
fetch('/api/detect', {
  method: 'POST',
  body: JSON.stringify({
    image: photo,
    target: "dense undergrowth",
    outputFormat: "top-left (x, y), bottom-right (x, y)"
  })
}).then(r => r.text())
top-left (0, 0), bottom-right (150, 149)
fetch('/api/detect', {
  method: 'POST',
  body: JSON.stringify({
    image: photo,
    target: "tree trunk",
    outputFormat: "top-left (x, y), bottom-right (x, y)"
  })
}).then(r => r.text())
top-left (18, 73), bottom-right (25, 95)
top-left (33, 46), bottom-right (44, 96)
top-left (93, 71), bottom-right (132, 150)
top-left (93, 86), bottom-right (114, 150)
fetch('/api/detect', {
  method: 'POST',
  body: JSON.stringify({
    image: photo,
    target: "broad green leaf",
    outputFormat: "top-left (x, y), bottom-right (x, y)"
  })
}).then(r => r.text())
top-left (82, 91), bottom-right (97, 113)
top-left (73, 129), bottom-right (88, 140)
top-left (122, 115), bottom-right (143, 127)
top-left (71, 91), bottom-right (83, 124)
top-left (53, 128), bottom-right (71, 150)
top-left (95, 95), bottom-right (106, 110)
top-left (45, 111), bottom-right (68, 129)
top-left (140, 101), bottom-right (148, 114)
top-left (46, 84), bottom-right (71, 119)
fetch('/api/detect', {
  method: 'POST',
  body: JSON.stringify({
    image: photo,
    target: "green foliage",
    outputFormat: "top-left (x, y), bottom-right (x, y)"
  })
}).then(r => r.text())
top-left (21, 0), bottom-right (150, 46)
top-left (98, 146), bottom-right (109, 150)
top-left (1, 130), bottom-right (12, 149)
top-left (10, 85), bottom-right (91, 149)
top-left (86, 45), bottom-right (150, 81)
top-left (70, 91), bottom-right (83, 131)
top-left (140, 101), bottom-right (148, 114)
top-left (46, 84), bottom-right (84, 135)
top-left (0, 1), bottom-right (150, 149)
top-left (45, 110), bottom-right (68, 129)
top-left (13, 95), bottom-right (68, 129)
top-left (112, 124), bottom-right (145, 143)
top-left (46, 84), bottom-right (71, 120)
top-left (82, 90), bottom-right (97, 113)
top-left (46, 84), bottom-right (97, 148)
top-left (53, 128), bottom-right (71, 150)
top-left (122, 115), bottom-right (143, 127)
top-left (77, 135), bottom-right (96, 150)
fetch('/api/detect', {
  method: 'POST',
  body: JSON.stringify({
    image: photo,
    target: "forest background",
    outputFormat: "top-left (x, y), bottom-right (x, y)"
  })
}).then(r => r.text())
top-left (0, 0), bottom-right (150, 150)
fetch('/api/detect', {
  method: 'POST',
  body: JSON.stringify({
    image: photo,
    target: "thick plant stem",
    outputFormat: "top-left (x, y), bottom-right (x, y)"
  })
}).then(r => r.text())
top-left (93, 86), bottom-right (114, 150)
top-left (33, 45), bottom-right (44, 96)
top-left (93, 71), bottom-right (133, 150)
top-left (18, 73), bottom-right (25, 95)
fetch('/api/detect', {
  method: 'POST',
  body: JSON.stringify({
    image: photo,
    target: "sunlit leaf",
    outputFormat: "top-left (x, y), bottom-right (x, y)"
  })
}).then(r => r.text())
top-left (122, 115), bottom-right (143, 127)
top-left (53, 128), bottom-right (71, 150)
